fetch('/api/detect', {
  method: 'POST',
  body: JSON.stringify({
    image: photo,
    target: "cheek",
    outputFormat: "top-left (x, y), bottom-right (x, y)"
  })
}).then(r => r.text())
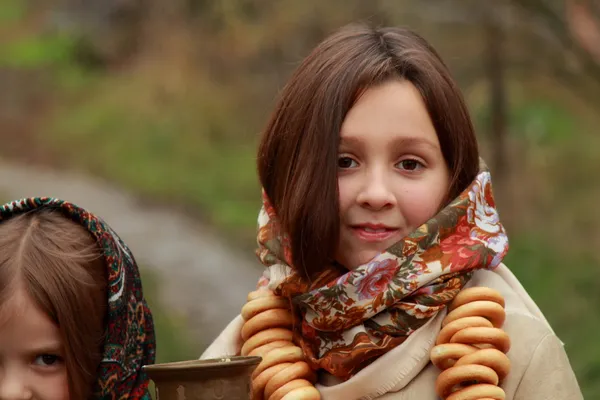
top-left (400, 183), bottom-right (447, 226)
top-left (36, 372), bottom-right (70, 400)
top-left (337, 177), bottom-right (355, 216)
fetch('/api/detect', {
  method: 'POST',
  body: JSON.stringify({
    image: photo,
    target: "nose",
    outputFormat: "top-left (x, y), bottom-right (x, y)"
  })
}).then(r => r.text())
top-left (0, 368), bottom-right (32, 400)
top-left (356, 167), bottom-right (396, 210)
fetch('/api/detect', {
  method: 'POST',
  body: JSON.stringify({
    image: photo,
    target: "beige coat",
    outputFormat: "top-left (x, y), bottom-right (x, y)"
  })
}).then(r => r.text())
top-left (201, 264), bottom-right (583, 400)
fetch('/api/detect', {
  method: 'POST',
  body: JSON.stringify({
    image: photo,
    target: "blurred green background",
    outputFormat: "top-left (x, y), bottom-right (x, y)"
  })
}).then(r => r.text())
top-left (1, 0), bottom-right (599, 397)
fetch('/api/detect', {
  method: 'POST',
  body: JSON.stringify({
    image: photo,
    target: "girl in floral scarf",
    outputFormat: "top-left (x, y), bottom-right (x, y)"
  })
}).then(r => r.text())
top-left (202, 24), bottom-right (582, 399)
top-left (0, 198), bottom-right (155, 399)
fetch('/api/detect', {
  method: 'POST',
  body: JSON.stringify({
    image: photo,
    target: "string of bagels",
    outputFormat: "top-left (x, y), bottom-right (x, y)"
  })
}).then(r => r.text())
top-left (240, 286), bottom-right (511, 400)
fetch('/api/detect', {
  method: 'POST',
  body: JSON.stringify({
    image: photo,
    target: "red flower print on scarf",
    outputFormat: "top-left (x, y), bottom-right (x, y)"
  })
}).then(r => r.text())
top-left (354, 259), bottom-right (399, 301)
top-left (440, 232), bottom-right (484, 272)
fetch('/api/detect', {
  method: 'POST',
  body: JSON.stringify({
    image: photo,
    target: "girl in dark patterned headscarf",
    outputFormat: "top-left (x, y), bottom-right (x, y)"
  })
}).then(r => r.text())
top-left (0, 198), bottom-right (155, 399)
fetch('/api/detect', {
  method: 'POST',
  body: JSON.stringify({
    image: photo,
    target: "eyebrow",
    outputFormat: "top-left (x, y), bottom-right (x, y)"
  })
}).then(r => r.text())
top-left (25, 342), bottom-right (63, 354)
top-left (339, 135), bottom-right (439, 150)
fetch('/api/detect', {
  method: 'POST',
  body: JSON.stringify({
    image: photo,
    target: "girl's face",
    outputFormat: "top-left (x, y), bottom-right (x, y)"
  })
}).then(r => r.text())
top-left (335, 79), bottom-right (450, 269)
top-left (0, 288), bottom-right (69, 400)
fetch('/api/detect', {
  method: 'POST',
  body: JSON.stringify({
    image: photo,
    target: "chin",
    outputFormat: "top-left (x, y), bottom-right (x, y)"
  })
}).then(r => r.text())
top-left (344, 251), bottom-right (381, 270)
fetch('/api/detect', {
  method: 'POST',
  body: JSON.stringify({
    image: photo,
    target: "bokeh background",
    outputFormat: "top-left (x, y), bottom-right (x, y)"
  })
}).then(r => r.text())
top-left (1, 0), bottom-right (599, 397)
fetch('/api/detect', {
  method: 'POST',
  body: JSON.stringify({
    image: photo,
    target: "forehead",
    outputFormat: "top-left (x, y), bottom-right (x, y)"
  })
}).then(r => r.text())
top-left (340, 79), bottom-right (439, 147)
top-left (0, 288), bottom-right (61, 349)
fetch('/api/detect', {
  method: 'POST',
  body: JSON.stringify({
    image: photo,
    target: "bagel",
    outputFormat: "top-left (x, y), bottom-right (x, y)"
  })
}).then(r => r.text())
top-left (433, 287), bottom-right (510, 399)
top-left (252, 362), bottom-right (293, 400)
top-left (248, 340), bottom-right (293, 358)
top-left (449, 287), bottom-right (505, 311)
top-left (242, 289), bottom-right (320, 399)
top-left (454, 348), bottom-right (511, 382)
top-left (443, 301), bottom-right (506, 328)
top-left (446, 383), bottom-right (506, 400)
top-left (430, 343), bottom-right (478, 370)
top-left (252, 346), bottom-right (305, 379)
top-left (241, 328), bottom-right (294, 356)
top-left (242, 309), bottom-right (295, 341)
top-left (265, 362), bottom-right (316, 400)
top-left (269, 379), bottom-right (314, 400)
top-left (436, 316), bottom-right (493, 345)
top-left (242, 296), bottom-right (291, 320)
top-left (449, 327), bottom-right (511, 354)
top-left (281, 386), bottom-right (322, 400)
top-left (248, 289), bottom-right (277, 302)
top-left (435, 364), bottom-right (499, 398)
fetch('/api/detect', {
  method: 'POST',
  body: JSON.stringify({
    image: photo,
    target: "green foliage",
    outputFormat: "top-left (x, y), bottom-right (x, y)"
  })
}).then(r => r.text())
top-left (0, 26), bottom-right (98, 92)
top-left (46, 75), bottom-right (261, 244)
top-left (474, 96), bottom-right (578, 146)
top-left (0, 34), bottom-right (78, 68)
top-left (0, 0), bottom-right (26, 23)
top-left (511, 99), bottom-right (575, 144)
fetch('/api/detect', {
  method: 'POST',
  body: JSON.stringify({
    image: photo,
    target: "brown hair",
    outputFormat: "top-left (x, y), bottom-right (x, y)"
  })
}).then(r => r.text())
top-left (257, 23), bottom-right (479, 281)
top-left (0, 209), bottom-right (108, 400)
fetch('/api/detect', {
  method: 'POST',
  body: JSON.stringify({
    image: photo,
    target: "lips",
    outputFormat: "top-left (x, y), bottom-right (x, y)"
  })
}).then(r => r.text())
top-left (351, 224), bottom-right (401, 242)
top-left (362, 227), bottom-right (390, 233)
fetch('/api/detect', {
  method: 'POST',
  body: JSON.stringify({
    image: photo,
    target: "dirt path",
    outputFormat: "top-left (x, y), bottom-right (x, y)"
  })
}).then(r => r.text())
top-left (0, 159), bottom-right (260, 351)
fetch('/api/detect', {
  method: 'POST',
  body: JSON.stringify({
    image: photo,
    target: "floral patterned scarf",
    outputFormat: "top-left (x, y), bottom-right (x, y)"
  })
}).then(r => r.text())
top-left (0, 198), bottom-right (156, 399)
top-left (255, 161), bottom-right (509, 380)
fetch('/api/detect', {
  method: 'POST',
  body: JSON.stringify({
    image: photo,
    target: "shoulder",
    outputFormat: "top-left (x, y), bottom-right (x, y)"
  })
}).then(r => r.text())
top-left (466, 264), bottom-right (563, 372)
top-left (503, 314), bottom-right (582, 399)
top-left (377, 316), bottom-right (578, 400)
top-left (469, 263), bottom-right (553, 325)
top-left (503, 312), bottom-right (556, 371)
top-left (468, 265), bottom-right (582, 398)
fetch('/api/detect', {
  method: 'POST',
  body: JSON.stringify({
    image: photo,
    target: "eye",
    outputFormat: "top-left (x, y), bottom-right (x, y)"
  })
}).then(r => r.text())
top-left (397, 159), bottom-right (424, 171)
top-left (338, 156), bottom-right (358, 169)
top-left (33, 354), bottom-right (63, 367)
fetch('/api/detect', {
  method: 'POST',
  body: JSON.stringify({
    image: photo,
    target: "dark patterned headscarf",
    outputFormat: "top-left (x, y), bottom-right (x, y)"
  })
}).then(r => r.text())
top-left (0, 197), bottom-right (156, 399)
